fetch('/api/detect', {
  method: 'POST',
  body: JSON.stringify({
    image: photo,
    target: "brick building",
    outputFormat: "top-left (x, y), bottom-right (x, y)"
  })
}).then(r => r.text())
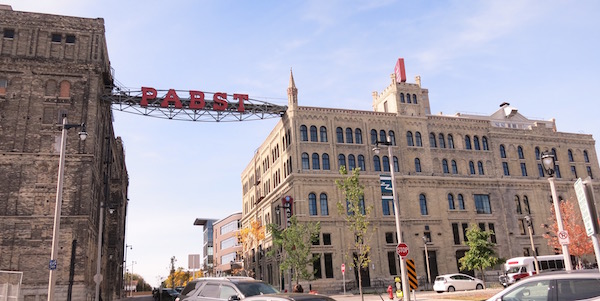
top-left (0, 6), bottom-right (128, 301)
top-left (212, 212), bottom-right (243, 276)
top-left (240, 64), bottom-right (600, 293)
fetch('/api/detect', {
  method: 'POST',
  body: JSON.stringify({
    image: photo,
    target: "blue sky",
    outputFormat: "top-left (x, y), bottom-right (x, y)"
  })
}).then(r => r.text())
top-left (5, 0), bottom-right (600, 286)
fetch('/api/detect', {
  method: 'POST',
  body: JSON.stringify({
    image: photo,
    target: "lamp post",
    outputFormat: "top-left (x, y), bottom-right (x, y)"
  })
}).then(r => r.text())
top-left (123, 244), bottom-right (132, 297)
top-left (48, 117), bottom-right (87, 301)
top-left (422, 236), bottom-right (432, 290)
top-left (130, 261), bottom-right (137, 297)
top-left (541, 151), bottom-right (573, 271)
top-left (524, 215), bottom-right (540, 274)
top-left (373, 137), bottom-right (409, 301)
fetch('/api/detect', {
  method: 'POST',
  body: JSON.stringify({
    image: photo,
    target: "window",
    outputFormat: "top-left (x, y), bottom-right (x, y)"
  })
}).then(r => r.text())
top-left (473, 136), bottom-right (480, 150)
top-left (385, 232), bottom-right (396, 244)
top-left (451, 160), bottom-right (458, 174)
top-left (388, 251), bottom-right (398, 275)
top-left (382, 156), bottom-right (390, 172)
top-left (557, 279), bottom-right (600, 300)
top-left (393, 156), bottom-right (399, 172)
top-left (555, 165), bottom-right (562, 178)
top-left (584, 150), bottom-right (590, 163)
top-left (309, 193), bottom-right (317, 216)
top-left (442, 159), bottom-right (449, 174)
top-left (474, 194), bottom-right (492, 214)
top-left (415, 132), bottom-right (422, 147)
top-left (355, 128), bottom-right (363, 144)
top-left (336, 127), bottom-right (344, 143)
top-left (503, 162), bottom-right (510, 176)
top-left (588, 166), bottom-right (593, 179)
top-left (406, 131), bottom-right (414, 146)
top-left (348, 154), bottom-right (356, 170)
top-left (448, 134), bottom-right (455, 149)
top-left (338, 154), bottom-right (346, 169)
top-left (313, 254), bottom-right (322, 279)
top-left (419, 194), bottom-right (428, 215)
top-left (323, 233), bottom-right (331, 245)
top-left (346, 128), bottom-right (353, 143)
top-left (312, 153), bottom-right (320, 170)
top-left (310, 126), bottom-right (318, 142)
top-left (302, 153), bottom-right (309, 169)
top-left (413, 94), bottom-right (418, 104)
top-left (380, 130), bottom-right (386, 143)
top-left (448, 194), bottom-right (455, 210)
top-left (518, 146), bottom-right (524, 159)
top-left (500, 145), bottom-right (507, 158)
top-left (322, 154), bottom-right (330, 170)
top-left (515, 196), bottom-right (522, 214)
top-left (535, 147), bottom-right (541, 160)
top-left (3, 28), bottom-right (15, 39)
top-left (458, 194), bottom-right (465, 210)
top-left (320, 126), bottom-right (328, 142)
top-left (45, 79), bottom-right (57, 96)
top-left (389, 131), bottom-right (396, 145)
top-left (382, 199), bottom-right (393, 216)
top-left (488, 223), bottom-right (496, 243)
top-left (373, 155), bottom-right (381, 171)
top-left (370, 129), bottom-right (377, 144)
top-left (568, 149), bottom-right (574, 162)
top-left (406, 94), bottom-right (411, 103)
top-left (51, 33), bottom-right (62, 43)
top-left (521, 163), bottom-right (528, 176)
top-left (400, 93), bottom-right (405, 103)
top-left (320, 193), bottom-right (329, 216)
top-left (66, 34), bottom-right (76, 44)
top-left (482, 136), bottom-right (489, 150)
top-left (0, 78), bottom-right (7, 96)
top-left (415, 158), bottom-right (421, 172)
top-left (300, 125), bottom-right (308, 141)
top-left (538, 163), bottom-right (545, 177)
top-left (478, 161), bottom-right (485, 175)
top-left (358, 155), bottom-right (365, 171)
top-left (324, 253), bottom-right (334, 278)
top-left (465, 135), bottom-right (472, 150)
top-left (429, 133), bottom-right (437, 148)
top-left (452, 223), bottom-right (460, 245)
top-left (469, 161), bottom-right (476, 174)
top-left (462, 223), bottom-right (469, 242)
top-left (523, 196), bottom-right (531, 214)
top-left (438, 133), bottom-right (446, 148)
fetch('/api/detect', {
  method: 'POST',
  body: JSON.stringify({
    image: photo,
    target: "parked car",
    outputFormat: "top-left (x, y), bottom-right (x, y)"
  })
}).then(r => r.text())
top-left (243, 293), bottom-right (336, 301)
top-left (175, 277), bottom-right (279, 301)
top-left (433, 273), bottom-right (484, 293)
top-left (154, 288), bottom-right (180, 301)
top-left (486, 270), bottom-right (600, 301)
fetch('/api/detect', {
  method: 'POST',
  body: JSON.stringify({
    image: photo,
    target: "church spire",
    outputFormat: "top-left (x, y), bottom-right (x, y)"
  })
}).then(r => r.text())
top-left (287, 68), bottom-right (298, 109)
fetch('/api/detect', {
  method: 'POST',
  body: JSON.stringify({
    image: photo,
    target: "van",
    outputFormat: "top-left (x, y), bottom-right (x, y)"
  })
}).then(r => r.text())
top-left (499, 255), bottom-right (572, 287)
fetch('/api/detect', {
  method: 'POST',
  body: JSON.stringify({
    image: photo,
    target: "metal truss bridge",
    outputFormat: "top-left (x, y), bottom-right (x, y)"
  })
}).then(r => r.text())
top-left (102, 84), bottom-right (288, 122)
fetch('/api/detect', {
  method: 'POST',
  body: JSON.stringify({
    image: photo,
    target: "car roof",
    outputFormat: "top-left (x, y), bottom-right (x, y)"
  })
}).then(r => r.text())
top-left (191, 276), bottom-right (257, 283)
top-left (524, 269), bottom-right (600, 280)
top-left (244, 293), bottom-right (335, 301)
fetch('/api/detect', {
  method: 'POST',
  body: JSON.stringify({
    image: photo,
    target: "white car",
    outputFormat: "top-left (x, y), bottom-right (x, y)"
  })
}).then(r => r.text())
top-left (433, 273), bottom-right (484, 293)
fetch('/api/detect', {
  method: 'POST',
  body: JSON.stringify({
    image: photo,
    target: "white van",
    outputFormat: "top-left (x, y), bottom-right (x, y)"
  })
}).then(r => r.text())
top-left (498, 255), bottom-right (569, 287)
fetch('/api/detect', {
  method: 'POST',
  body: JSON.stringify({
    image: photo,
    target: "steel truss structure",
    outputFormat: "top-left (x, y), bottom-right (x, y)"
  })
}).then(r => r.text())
top-left (103, 86), bottom-right (288, 122)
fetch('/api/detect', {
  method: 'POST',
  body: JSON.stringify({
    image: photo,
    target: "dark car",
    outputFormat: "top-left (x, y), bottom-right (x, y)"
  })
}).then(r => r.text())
top-left (243, 293), bottom-right (336, 301)
top-left (175, 277), bottom-right (279, 301)
top-left (154, 288), bottom-right (180, 301)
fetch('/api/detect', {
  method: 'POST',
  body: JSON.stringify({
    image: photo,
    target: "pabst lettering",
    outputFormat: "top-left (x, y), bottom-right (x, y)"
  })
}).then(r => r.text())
top-left (140, 87), bottom-right (248, 112)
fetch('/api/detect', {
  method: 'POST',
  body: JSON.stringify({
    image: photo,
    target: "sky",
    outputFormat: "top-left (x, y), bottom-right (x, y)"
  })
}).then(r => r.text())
top-left (4, 0), bottom-right (600, 287)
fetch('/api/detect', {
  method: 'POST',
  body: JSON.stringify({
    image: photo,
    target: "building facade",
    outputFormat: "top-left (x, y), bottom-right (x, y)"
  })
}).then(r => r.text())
top-left (194, 218), bottom-right (217, 277)
top-left (212, 212), bottom-right (243, 276)
top-left (240, 63), bottom-right (600, 293)
top-left (0, 6), bottom-right (128, 301)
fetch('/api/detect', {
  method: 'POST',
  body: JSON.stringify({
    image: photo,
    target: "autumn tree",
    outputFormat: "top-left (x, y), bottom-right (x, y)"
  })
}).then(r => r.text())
top-left (542, 198), bottom-right (594, 267)
top-left (237, 219), bottom-right (266, 277)
top-left (458, 224), bottom-right (499, 287)
top-left (267, 215), bottom-right (321, 284)
top-left (335, 166), bottom-right (372, 301)
top-left (163, 267), bottom-right (193, 288)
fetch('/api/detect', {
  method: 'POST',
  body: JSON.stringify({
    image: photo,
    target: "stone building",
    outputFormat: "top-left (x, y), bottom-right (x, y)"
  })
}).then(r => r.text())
top-left (212, 212), bottom-right (243, 276)
top-left (240, 62), bottom-right (600, 293)
top-left (0, 6), bottom-right (128, 301)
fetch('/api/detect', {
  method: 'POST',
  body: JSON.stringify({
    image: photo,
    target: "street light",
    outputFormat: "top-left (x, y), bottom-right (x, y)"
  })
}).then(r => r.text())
top-left (540, 150), bottom-right (573, 271)
top-left (373, 137), bottom-right (409, 301)
top-left (48, 117), bottom-right (87, 301)
top-left (524, 215), bottom-right (540, 274)
top-left (123, 244), bottom-right (132, 297)
top-left (130, 261), bottom-right (137, 297)
top-left (422, 236), bottom-right (432, 290)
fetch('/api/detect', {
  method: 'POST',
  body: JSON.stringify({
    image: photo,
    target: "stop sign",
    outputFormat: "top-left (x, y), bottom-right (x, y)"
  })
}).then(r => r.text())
top-left (397, 242), bottom-right (409, 258)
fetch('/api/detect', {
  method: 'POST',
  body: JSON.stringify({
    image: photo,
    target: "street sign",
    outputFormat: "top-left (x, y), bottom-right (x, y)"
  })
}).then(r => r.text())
top-left (406, 259), bottom-right (418, 290)
top-left (341, 263), bottom-right (345, 274)
top-left (558, 230), bottom-right (570, 245)
top-left (49, 259), bottom-right (57, 270)
top-left (93, 273), bottom-right (103, 284)
top-left (574, 178), bottom-right (599, 236)
top-left (397, 243), bottom-right (409, 258)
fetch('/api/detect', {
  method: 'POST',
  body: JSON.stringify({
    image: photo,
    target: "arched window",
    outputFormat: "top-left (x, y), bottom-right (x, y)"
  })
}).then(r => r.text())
top-left (355, 128), bottom-right (363, 144)
top-left (415, 158), bottom-right (421, 172)
top-left (310, 126), bottom-right (318, 142)
top-left (59, 80), bottom-right (70, 98)
top-left (518, 146), bottom-right (524, 159)
top-left (389, 131), bottom-right (396, 146)
top-left (451, 160), bottom-right (458, 174)
top-left (322, 154), bottom-right (330, 170)
top-left (469, 161), bottom-right (476, 174)
top-left (442, 159), bottom-right (449, 174)
top-left (458, 194), bottom-right (465, 210)
top-left (584, 150), bottom-right (590, 163)
top-left (419, 194), bottom-right (428, 215)
top-left (406, 131), bottom-right (414, 146)
top-left (438, 133), bottom-right (446, 148)
top-left (309, 193), bottom-right (318, 216)
top-left (400, 93), bottom-right (405, 103)
top-left (429, 133), bottom-right (437, 148)
top-left (500, 145), bottom-right (507, 158)
top-left (370, 129), bottom-right (378, 144)
top-left (358, 155), bottom-right (365, 171)
top-left (523, 196), bottom-right (531, 214)
top-left (448, 134), bottom-right (455, 149)
top-left (45, 79), bottom-right (57, 96)
top-left (406, 94), bottom-right (412, 103)
top-left (302, 153), bottom-right (309, 169)
top-left (393, 156), bottom-right (399, 172)
top-left (336, 127), bottom-right (344, 143)
top-left (535, 147), bottom-right (541, 160)
top-left (515, 196), bottom-right (522, 214)
top-left (338, 154), bottom-right (346, 168)
top-left (300, 125), bottom-right (308, 141)
top-left (552, 148), bottom-right (558, 161)
top-left (373, 155), bottom-right (382, 172)
top-left (413, 94), bottom-right (418, 104)
top-left (346, 128), bottom-right (354, 143)
top-left (382, 156), bottom-right (390, 172)
top-left (568, 149), bottom-right (574, 162)
top-left (478, 161), bottom-right (485, 175)
top-left (415, 132), bottom-right (422, 147)
top-left (474, 136), bottom-right (480, 150)
top-left (448, 194), bottom-right (455, 210)
top-left (320, 126), bottom-right (328, 142)
top-left (380, 130), bottom-right (386, 143)
top-left (312, 153), bottom-right (320, 170)
top-left (465, 135), bottom-right (472, 150)
top-left (482, 136), bottom-right (489, 150)
top-left (320, 193), bottom-right (329, 216)
top-left (348, 154), bottom-right (356, 170)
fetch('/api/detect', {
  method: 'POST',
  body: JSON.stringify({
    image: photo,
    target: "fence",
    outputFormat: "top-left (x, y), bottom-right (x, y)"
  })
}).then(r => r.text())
top-left (0, 271), bottom-right (22, 301)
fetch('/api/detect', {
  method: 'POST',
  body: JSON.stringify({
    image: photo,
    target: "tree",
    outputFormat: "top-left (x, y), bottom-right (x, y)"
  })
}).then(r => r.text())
top-left (237, 219), bottom-right (266, 277)
top-left (542, 198), bottom-right (594, 267)
top-left (458, 224), bottom-right (499, 287)
top-left (267, 215), bottom-right (320, 284)
top-left (335, 166), bottom-right (371, 301)
top-left (162, 267), bottom-right (193, 288)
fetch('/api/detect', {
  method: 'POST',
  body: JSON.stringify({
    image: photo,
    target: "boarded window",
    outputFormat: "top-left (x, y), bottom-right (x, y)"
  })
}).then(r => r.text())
top-left (45, 80), bottom-right (57, 96)
top-left (59, 81), bottom-right (70, 98)
top-left (0, 78), bottom-right (7, 95)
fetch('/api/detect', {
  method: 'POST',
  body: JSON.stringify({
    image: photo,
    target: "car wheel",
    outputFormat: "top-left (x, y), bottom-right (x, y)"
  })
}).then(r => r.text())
top-left (476, 284), bottom-right (483, 290)
top-left (448, 286), bottom-right (455, 292)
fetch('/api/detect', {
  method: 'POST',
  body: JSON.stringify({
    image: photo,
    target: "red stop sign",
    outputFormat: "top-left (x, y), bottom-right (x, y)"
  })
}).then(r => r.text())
top-left (397, 243), bottom-right (409, 258)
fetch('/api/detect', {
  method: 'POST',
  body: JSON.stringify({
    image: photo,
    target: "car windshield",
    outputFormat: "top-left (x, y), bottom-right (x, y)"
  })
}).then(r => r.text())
top-left (434, 276), bottom-right (444, 282)
top-left (507, 266), bottom-right (524, 273)
top-left (236, 281), bottom-right (279, 297)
